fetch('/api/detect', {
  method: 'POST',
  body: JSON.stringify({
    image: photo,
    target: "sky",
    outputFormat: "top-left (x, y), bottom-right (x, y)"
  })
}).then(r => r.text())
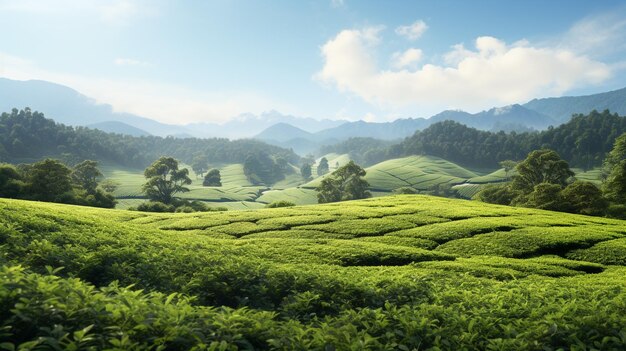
top-left (1, 0), bottom-right (626, 125)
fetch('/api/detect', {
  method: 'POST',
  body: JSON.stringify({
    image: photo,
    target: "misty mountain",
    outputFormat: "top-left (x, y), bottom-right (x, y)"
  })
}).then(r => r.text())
top-left (0, 78), bottom-right (191, 137)
top-left (255, 105), bottom-right (556, 155)
top-left (0, 78), bottom-right (346, 139)
top-left (86, 121), bottom-right (151, 137)
top-left (185, 111), bottom-right (345, 139)
top-left (523, 86), bottom-right (626, 123)
top-left (429, 104), bottom-right (555, 131)
top-left (255, 122), bottom-right (314, 142)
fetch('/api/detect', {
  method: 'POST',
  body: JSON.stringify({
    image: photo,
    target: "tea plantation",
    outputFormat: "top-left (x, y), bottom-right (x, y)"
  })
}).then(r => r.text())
top-left (2, 195), bottom-right (626, 350)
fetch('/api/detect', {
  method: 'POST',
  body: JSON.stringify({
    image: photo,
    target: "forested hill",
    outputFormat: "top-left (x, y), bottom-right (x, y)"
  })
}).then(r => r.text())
top-left (393, 110), bottom-right (626, 168)
top-left (0, 108), bottom-right (300, 167)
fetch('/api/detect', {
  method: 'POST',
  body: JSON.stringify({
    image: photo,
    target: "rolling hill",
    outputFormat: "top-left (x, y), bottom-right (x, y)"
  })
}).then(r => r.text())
top-left (1, 195), bottom-right (626, 349)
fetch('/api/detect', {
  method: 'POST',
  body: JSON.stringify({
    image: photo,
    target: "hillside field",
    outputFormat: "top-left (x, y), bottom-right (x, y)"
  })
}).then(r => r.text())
top-left (102, 155), bottom-right (604, 208)
top-left (1, 195), bottom-right (626, 349)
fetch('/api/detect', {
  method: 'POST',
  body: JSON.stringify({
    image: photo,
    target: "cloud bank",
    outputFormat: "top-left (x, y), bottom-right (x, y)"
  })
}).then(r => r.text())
top-left (317, 23), bottom-right (613, 112)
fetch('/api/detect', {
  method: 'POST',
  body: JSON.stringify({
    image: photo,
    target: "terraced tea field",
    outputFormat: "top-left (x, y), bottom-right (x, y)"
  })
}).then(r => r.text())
top-left (102, 157), bottom-right (605, 208)
top-left (1, 195), bottom-right (626, 349)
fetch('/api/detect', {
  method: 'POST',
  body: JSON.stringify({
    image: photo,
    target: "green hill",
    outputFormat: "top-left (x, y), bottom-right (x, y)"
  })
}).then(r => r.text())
top-left (1, 196), bottom-right (626, 349)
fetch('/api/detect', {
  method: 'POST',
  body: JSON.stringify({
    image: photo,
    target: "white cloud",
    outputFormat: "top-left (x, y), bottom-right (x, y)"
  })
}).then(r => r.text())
top-left (316, 27), bottom-right (612, 113)
top-left (391, 48), bottom-right (423, 69)
top-left (557, 9), bottom-right (626, 57)
top-left (395, 20), bottom-right (428, 41)
top-left (0, 52), bottom-right (293, 124)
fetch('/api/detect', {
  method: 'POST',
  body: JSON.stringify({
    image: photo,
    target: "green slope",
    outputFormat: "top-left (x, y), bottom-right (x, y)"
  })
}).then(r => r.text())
top-left (2, 196), bottom-right (626, 349)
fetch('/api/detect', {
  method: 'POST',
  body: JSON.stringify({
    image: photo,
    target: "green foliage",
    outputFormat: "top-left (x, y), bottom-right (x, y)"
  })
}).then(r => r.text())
top-left (604, 160), bottom-right (626, 203)
top-left (243, 152), bottom-right (285, 185)
top-left (603, 132), bottom-right (626, 175)
top-left (136, 201), bottom-right (176, 212)
top-left (511, 149), bottom-right (574, 194)
top-left (191, 155), bottom-right (208, 178)
top-left (203, 168), bottom-right (222, 186)
top-left (393, 186), bottom-right (419, 194)
top-left (27, 159), bottom-right (73, 202)
top-left (561, 181), bottom-right (608, 216)
top-left (396, 110), bottom-right (626, 168)
top-left (0, 163), bottom-right (23, 198)
top-left (71, 160), bottom-right (102, 194)
top-left (317, 157), bottom-right (329, 176)
top-left (317, 161), bottom-right (371, 203)
top-left (518, 182), bottom-right (565, 211)
top-left (142, 157), bottom-right (192, 204)
top-left (0, 108), bottom-right (300, 168)
top-left (476, 183), bottom-right (516, 205)
top-left (300, 163), bottom-right (312, 180)
top-left (2, 194), bottom-right (626, 349)
top-left (499, 159), bottom-right (517, 179)
top-left (265, 200), bottom-right (296, 208)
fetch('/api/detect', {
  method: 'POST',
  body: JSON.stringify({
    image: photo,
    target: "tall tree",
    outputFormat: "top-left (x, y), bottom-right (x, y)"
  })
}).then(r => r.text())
top-left (191, 156), bottom-right (208, 179)
top-left (511, 149), bottom-right (574, 194)
top-left (203, 169), bottom-right (222, 186)
top-left (0, 163), bottom-right (23, 198)
top-left (603, 133), bottom-right (626, 207)
top-left (300, 163), bottom-right (312, 180)
top-left (142, 157), bottom-right (192, 204)
top-left (71, 160), bottom-right (103, 194)
top-left (27, 159), bottom-right (73, 202)
top-left (317, 161), bottom-right (371, 203)
top-left (317, 157), bottom-right (329, 176)
top-left (499, 160), bottom-right (517, 180)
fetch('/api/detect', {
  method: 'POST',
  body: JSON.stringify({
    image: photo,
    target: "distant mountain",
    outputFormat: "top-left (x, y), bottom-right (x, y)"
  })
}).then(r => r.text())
top-left (430, 104), bottom-right (555, 131)
top-left (0, 78), bottom-right (346, 139)
top-left (524, 87), bottom-right (626, 123)
top-left (255, 122), bottom-right (313, 142)
top-left (186, 111), bottom-right (346, 139)
top-left (0, 78), bottom-right (191, 137)
top-left (86, 121), bottom-right (151, 137)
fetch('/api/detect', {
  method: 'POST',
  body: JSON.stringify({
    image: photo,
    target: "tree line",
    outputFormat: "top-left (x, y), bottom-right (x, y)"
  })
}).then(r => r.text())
top-left (477, 132), bottom-right (626, 218)
top-left (0, 108), bottom-right (300, 168)
top-left (321, 110), bottom-right (626, 169)
top-left (0, 159), bottom-right (115, 208)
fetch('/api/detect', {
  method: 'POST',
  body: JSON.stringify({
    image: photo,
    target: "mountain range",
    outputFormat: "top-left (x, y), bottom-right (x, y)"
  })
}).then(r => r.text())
top-left (2, 77), bottom-right (626, 155)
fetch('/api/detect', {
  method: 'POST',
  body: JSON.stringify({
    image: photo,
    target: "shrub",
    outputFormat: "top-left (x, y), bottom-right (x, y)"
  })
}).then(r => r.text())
top-left (136, 201), bottom-right (175, 212)
top-left (266, 200), bottom-right (296, 208)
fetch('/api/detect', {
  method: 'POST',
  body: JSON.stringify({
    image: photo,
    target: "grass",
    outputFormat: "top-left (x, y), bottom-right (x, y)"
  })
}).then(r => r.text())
top-left (2, 195), bottom-right (626, 349)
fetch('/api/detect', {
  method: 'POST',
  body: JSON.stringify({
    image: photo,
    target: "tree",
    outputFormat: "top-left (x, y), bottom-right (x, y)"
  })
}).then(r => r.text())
top-left (499, 160), bottom-right (517, 180)
top-left (142, 157), bottom-right (192, 204)
top-left (317, 161), bottom-right (371, 203)
top-left (27, 159), bottom-right (73, 202)
top-left (476, 184), bottom-right (516, 205)
top-left (603, 160), bottom-right (626, 204)
top-left (203, 169), bottom-right (222, 186)
top-left (317, 157), bottom-right (329, 176)
top-left (511, 149), bottom-right (574, 194)
top-left (243, 153), bottom-right (285, 185)
top-left (521, 183), bottom-right (565, 211)
top-left (191, 156), bottom-right (208, 178)
top-left (561, 181), bottom-right (607, 216)
top-left (300, 163), bottom-right (312, 180)
top-left (603, 133), bottom-right (626, 205)
top-left (0, 163), bottom-right (24, 198)
top-left (603, 133), bottom-right (626, 177)
top-left (71, 160), bottom-right (103, 194)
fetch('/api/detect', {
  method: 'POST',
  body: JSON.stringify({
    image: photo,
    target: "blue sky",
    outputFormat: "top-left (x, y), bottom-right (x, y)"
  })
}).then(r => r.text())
top-left (1, 0), bottom-right (625, 124)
